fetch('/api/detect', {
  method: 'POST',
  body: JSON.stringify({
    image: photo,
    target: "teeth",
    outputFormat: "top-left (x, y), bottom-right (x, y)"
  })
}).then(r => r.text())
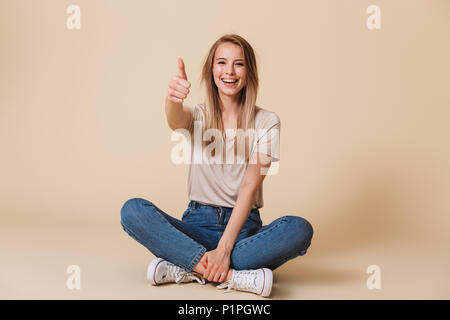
top-left (223, 79), bottom-right (237, 83)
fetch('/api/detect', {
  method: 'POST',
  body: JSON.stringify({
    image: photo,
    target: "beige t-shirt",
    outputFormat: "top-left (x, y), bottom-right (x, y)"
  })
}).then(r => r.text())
top-left (185, 104), bottom-right (280, 209)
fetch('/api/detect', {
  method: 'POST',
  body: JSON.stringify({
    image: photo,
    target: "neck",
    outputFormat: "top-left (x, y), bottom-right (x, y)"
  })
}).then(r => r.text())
top-left (219, 93), bottom-right (240, 117)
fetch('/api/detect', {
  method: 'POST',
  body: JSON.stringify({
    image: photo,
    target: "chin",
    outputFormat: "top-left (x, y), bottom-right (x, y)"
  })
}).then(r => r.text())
top-left (220, 90), bottom-right (242, 98)
top-left (221, 86), bottom-right (244, 95)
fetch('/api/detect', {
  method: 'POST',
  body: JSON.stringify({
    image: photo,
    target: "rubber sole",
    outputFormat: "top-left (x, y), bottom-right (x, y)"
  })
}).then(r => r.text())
top-left (260, 268), bottom-right (273, 297)
top-left (147, 257), bottom-right (165, 286)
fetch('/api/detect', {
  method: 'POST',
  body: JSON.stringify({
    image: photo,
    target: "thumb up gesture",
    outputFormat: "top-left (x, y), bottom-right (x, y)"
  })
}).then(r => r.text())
top-left (167, 58), bottom-right (191, 104)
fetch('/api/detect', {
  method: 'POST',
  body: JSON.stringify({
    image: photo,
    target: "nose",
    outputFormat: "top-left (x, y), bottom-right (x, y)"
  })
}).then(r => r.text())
top-left (225, 63), bottom-right (235, 75)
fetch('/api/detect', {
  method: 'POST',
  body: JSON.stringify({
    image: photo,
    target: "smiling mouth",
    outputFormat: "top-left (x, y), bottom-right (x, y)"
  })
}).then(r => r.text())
top-left (222, 78), bottom-right (238, 85)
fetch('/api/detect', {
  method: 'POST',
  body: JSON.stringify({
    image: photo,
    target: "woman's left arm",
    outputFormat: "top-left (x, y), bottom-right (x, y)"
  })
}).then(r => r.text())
top-left (201, 153), bottom-right (272, 282)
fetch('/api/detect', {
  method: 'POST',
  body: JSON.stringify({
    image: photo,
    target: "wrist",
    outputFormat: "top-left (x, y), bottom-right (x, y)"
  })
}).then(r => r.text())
top-left (217, 239), bottom-right (234, 254)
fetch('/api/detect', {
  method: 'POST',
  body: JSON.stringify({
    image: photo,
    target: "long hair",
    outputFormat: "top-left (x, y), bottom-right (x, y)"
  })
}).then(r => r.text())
top-left (190, 34), bottom-right (260, 163)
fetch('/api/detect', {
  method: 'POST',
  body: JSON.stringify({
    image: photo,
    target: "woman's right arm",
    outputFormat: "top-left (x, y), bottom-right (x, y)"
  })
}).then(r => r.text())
top-left (165, 58), bottom-right (192, 131)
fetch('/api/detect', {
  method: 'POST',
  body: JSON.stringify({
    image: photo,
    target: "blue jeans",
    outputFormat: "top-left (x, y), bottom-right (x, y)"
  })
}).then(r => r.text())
top-left (120, 198), bottom-right (313, 271)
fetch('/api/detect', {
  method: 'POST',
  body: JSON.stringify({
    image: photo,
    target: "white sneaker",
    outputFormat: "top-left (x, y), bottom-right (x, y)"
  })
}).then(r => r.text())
top-left (216, 268), bottom-right (273, 297)
top-left (147, 258), bottom-right (205, 286)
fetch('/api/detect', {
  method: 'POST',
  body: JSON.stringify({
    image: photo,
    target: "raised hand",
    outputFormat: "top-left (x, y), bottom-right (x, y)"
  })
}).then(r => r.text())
top-left (167, 58), bottom-right (191, 104)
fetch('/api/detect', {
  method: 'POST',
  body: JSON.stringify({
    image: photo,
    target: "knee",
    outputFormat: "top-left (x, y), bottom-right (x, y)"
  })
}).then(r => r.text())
top-left (120, 197), bottom-right (149, 229)
top-left (283, 215), bottom-right (314, 251)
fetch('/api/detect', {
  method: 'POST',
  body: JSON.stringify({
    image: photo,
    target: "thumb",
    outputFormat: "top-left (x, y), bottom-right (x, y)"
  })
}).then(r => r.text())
top-left (178, 57), bottom-right (188, 80)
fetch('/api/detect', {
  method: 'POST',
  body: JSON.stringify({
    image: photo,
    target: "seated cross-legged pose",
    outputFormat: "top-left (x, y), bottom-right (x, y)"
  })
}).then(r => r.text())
top-left (120, 34), bottom-right (314, 297)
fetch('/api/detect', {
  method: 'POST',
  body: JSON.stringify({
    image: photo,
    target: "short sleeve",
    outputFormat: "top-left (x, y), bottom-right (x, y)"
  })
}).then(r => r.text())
top-left (185, 104), bottom-right (204, 122)
top-left (254, 112), bottom-right (281, 162)
top-left (185, 104), bottom-right (205, 136)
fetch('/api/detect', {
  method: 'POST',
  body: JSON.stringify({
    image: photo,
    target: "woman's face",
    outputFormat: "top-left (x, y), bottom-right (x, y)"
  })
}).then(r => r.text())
top-left (212, 42), bottom-right (247, 100)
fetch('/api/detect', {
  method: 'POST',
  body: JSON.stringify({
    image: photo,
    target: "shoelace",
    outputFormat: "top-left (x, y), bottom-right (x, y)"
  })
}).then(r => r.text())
top-left (166, 264), bottom-right (205, 284)
top-left (216, 270), bottom-right (257, 293)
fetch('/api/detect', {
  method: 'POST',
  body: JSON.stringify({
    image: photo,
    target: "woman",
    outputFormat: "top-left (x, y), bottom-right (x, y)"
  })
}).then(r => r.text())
top-left (120, 34), bottom-right (313, 297)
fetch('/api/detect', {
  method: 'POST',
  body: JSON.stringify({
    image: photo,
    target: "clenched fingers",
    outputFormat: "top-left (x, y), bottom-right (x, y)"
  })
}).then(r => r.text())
top-left (205, 265), bottom-right (220, 282)
top-left (168, 81), bottom-right (190, 95)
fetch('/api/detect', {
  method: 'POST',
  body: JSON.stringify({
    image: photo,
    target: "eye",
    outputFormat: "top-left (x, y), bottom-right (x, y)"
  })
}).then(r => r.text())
top-left (236, 63), bottom-right (244, 66)
top-left (218, 61), bottom-right (225, 64)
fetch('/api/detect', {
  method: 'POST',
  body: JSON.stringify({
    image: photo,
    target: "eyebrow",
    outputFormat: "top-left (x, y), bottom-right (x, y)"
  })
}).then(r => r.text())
top-left (216, 57), bottom-right (245, 62)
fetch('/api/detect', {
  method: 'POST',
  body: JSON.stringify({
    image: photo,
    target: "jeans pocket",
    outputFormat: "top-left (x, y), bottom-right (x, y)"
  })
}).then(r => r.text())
top-left (248, 210), bottom-right (263, 226)
top-left (182, 207), bottom-right (196, 220)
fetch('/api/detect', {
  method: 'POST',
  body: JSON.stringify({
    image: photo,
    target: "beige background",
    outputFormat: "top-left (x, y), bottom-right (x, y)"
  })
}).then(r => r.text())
top-left (1, 0), bottom-right (449, 299)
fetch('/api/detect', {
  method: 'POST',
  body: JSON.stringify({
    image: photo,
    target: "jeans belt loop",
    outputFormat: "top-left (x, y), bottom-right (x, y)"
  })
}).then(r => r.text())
top-left (217, 207), bottom-right (224, 225)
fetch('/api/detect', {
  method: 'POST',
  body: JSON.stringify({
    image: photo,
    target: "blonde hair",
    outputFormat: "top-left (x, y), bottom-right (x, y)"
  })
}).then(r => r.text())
top-left (190, 34), bottom-right (260, 163)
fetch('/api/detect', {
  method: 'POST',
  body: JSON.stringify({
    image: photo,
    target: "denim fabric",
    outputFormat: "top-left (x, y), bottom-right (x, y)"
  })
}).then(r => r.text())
top-left (121, 198), bottom-right (313, 271)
